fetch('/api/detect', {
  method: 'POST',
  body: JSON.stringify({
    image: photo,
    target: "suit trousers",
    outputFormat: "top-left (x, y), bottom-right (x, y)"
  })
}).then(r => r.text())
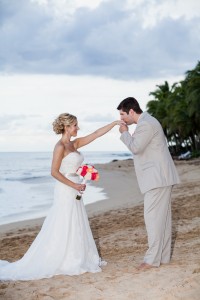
top-left (143, 186), bottom-right (172, 266)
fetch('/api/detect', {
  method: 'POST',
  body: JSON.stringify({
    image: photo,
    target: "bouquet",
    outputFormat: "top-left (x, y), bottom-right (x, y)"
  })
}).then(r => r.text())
top-left (76, 164), bottom-right (99, 200)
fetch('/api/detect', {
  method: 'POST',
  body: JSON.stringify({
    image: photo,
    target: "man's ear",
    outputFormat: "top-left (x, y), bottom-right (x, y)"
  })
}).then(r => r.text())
top-left (129, 109), bottom-right (135, 115)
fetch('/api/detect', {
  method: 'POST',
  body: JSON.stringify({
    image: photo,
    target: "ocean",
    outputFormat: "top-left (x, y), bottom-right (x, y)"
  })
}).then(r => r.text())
top-left (0, 151), bottom-right (132, 225)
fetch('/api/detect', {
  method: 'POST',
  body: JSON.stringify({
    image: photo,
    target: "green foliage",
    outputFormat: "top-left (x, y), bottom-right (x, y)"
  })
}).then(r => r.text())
top-left (146, 61), bottom-right (200, 156)
top-left (191, 150), bottom-right (200, 158)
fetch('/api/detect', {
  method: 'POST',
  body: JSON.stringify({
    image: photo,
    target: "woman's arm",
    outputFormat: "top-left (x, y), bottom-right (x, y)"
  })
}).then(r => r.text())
top-left (74, 120), bottom-right (120, 149)
top-left (51, 143), bottom-right (86, 192)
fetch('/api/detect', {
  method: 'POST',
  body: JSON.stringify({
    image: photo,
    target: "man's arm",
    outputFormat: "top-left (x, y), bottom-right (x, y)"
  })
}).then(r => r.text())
top-left (120, 121), bottom-right (154, 154)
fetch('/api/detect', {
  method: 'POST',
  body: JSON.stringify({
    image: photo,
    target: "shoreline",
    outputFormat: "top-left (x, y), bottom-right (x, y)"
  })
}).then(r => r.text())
top-left (0, 157), bottom-right (199, 235)
top-left (0, 158), bottom-right (143, 236)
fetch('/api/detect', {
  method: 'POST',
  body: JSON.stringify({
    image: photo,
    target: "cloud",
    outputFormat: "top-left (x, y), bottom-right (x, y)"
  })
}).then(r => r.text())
top-left (0, 114), bottom-right (28, 129)
top-left (0, 0), bottom-right (199, 79)
top-left (0, 113), bottom-right (47, 134)
top-left (83, 113), bottom-right (114, 122)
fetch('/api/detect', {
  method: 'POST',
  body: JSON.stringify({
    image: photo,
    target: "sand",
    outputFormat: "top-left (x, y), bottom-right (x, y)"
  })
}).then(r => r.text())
top-left (0, 158), bottom-right (200, 300)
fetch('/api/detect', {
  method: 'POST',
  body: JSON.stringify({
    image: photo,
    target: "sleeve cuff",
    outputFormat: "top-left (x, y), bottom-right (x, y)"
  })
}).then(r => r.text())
top-left (120, 131), bottom-right (129, 140)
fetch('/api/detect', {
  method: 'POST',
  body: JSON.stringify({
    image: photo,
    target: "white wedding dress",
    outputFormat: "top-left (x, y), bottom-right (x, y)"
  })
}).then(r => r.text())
top-left (0, 152), bottom-right (105, 281)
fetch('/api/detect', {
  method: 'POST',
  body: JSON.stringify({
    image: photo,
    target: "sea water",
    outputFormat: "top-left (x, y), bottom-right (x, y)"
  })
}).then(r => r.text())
top-left (0, 151), bottom-right (132, 225)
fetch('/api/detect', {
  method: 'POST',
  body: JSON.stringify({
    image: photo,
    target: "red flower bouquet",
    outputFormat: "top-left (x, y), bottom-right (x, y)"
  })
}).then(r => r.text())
top-left (76, 165), bottom-right (99, 200)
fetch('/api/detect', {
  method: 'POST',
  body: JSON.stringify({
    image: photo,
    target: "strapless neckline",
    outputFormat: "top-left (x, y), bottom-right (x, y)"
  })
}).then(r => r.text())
top-left (63, 151), bottom-right (81, 160)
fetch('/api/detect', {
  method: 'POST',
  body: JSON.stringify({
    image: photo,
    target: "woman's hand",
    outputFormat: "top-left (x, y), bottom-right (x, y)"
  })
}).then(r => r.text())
top-left (115, 120), bottom-right (126, 126)
top-left (73, 183), bottom-right (86, 193)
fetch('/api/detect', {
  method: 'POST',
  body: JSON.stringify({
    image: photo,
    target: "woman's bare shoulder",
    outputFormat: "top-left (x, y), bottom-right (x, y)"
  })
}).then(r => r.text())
top-left (54, 140), bottom-right (65, 153)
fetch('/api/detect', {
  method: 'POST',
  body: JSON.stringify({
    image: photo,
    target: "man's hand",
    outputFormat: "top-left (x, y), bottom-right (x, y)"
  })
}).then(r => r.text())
top-left (119, 122), bottom-right (128, 133)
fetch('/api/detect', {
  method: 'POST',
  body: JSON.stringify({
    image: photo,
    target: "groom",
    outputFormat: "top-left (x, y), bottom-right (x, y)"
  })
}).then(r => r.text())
top-left (117, 97), bottom-right (180, 270)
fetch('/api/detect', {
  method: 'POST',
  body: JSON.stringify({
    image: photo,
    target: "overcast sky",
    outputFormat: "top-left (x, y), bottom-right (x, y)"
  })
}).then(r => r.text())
top-left (0, 0), bottom-right (199, 151)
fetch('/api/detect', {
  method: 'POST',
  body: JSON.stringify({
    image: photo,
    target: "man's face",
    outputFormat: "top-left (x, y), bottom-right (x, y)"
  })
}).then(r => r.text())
top-left (119, 109), bottom-right (134, 125)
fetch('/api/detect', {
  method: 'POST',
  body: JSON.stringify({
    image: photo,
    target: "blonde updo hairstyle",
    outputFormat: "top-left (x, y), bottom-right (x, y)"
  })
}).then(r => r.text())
top-left (53, 113), bottom-right (77, 134)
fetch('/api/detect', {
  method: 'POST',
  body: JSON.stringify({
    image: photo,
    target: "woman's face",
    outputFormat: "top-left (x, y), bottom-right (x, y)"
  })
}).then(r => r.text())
top-left (67, 121), bottom-right (79, 137)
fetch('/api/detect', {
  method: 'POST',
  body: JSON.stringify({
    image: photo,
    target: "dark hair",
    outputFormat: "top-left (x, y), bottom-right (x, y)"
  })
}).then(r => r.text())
top-left (117, 97), bottom-right (143, 114)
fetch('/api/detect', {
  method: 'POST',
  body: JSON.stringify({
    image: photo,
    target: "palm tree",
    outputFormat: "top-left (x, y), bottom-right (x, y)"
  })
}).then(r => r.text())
top-left (146, 61), bottom-right (200, 155)
top-left (148, 81), bottom-right (171, 137)
top-left (184, 61), bottom-right (200, 150)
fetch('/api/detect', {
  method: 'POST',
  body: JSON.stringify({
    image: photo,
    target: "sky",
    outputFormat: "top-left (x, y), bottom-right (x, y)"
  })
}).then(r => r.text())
top-left (0, 0), bottom-right (200, 152)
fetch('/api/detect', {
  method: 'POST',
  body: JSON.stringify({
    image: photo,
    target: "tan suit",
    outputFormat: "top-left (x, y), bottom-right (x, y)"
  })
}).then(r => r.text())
top-left (120, 112), bottom-right (180, 266)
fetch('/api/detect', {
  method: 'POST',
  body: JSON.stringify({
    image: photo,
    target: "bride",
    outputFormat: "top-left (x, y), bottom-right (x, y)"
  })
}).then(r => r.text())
top-left (0, 113), bottom-right (121, 281)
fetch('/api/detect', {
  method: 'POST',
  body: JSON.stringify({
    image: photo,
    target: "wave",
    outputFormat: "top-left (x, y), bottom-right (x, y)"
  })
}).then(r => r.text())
top-left (35, 157), bottom-right (51, 161)
top-left (110, 153), bottom-right (132, 157)
top-left (5, 176), bottom-right (50, 182)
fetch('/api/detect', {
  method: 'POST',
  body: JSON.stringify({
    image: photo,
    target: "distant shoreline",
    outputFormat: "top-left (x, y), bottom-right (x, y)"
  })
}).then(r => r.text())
top-left (1, 157), bottom-right (200, 234)
top-left (0, 152), bottom-right (133, 227)
top-left (0, 158), bottom-right (141, 235)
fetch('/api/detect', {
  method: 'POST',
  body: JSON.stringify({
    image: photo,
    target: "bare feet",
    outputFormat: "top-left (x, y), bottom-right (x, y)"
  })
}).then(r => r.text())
top-left (136, 262), bottom-right (155, 271)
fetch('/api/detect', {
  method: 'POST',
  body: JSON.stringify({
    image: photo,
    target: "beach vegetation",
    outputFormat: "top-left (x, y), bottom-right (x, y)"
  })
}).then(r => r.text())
top-left (147, 61), bottom-right (200, 158)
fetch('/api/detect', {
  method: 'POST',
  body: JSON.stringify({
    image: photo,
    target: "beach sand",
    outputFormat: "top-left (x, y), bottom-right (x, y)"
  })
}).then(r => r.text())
top-left (0, 158), bottom-right (200, 300)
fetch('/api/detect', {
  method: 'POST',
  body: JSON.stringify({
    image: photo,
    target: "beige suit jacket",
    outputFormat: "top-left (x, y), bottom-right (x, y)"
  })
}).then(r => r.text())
top-left (120, 112), bottom-right (180, 194)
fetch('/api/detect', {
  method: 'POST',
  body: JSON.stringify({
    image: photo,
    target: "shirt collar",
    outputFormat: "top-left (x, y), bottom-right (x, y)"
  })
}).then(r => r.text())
top-left (137, 112), bottom-right (144, 122)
